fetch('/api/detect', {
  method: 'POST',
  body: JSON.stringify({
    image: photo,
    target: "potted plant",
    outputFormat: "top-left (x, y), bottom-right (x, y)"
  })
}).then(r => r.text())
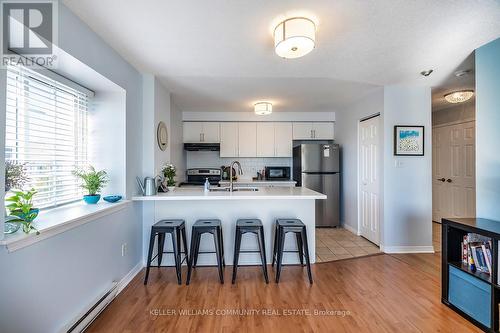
top-left (5, 161), bottom-right (29, 192)
top-left (73, 166), bottom-right (109, 204)
top-left (5, 188), bottom-right (39, 234)
top-left (162, 164), bottom-right (176, 191)
top-left (4, 161), bottom-right (30, 234)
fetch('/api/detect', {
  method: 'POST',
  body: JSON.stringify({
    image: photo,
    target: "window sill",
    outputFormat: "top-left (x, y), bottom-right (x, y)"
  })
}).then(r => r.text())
top-left (0, 200), bottom-right (132, 253)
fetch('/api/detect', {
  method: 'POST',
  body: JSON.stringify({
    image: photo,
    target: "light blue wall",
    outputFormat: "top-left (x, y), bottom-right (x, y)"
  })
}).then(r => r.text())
top-left (0, 3), bottom-right (143, 332)
top-left (476, 38), bottom-right (500, 220)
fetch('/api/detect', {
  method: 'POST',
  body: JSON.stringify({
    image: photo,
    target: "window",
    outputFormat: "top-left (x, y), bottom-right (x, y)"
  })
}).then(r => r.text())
top-left (5, 65), bottom-right (90, 209)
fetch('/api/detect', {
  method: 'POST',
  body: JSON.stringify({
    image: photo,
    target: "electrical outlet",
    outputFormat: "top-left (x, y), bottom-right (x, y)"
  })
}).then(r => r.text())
top-left (121, 243), bottom-right (128, 257)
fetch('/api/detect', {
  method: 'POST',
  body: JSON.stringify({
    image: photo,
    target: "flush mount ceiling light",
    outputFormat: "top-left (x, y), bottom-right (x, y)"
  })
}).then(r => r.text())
top-left (254, 102), bottom-right (273, 115)
top-left (444, 90), bottom-right (474, 104)
top-left (274, 17), bottom-right (316, 59)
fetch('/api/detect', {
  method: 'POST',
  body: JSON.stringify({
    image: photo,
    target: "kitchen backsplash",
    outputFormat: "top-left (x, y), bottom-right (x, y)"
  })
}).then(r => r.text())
top-left (186, 151), bottom-right (292, 179)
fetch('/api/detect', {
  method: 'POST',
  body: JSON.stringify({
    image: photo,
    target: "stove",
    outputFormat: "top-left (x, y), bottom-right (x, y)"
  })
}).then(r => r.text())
top-left (179, 168), bottom-right (222, 187)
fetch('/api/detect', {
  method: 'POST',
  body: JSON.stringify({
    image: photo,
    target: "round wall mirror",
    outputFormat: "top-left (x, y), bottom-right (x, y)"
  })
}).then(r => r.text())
top-left (157, 121), bottom-right (168, 151)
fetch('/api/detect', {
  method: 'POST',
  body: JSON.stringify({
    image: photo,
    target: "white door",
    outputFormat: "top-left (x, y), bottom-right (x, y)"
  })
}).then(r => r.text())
top-left (432, 126), bottom-right (452, 222)
top-left (238, 122), bottom-right (257, 157)
top-left (313, 122), bottom-right (334, 139)
top-left (220, 122), bottom-right (238, 157)
top-left (256, 122), bottom-right (275, 157)
top-left (183, 122), bottom-right (203, 143)
top-left (202, 122), bottom-right (220, 143)
top-left (274, 123), bottom-right (293, 157)
top-left (432, 121), bottom-right (475, 221)
top-left (359, 116), bottom-right (380, 245)
top-left (293, 122), bottom-right (313, 140)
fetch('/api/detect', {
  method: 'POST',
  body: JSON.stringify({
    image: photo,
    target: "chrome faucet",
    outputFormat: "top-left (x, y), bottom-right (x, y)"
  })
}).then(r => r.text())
top-left (229, 161), bottom-right (243, 192)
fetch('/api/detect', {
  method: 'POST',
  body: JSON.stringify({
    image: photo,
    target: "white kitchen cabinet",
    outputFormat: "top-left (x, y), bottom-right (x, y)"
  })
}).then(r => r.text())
top-left (274, 123), bottom-right (293, 157)
top-left (202, 122), bottom-right (220, 142)
top-left (292, 122), bottom-right (313, 140)
top-left (313, 122), bottom-right (335, 140)
top-left (292, 122), bottom-right (334, 140)
top-left (256, 123), bottom-right (275, 157)
top-left (183, 122), bottom-right (220, 143)
top-left (238, 122), bottom-right (257, 157)
top-left (220, 122), bottom-right (238, 157)
top-left (183, 122), bottom-right (204, 143)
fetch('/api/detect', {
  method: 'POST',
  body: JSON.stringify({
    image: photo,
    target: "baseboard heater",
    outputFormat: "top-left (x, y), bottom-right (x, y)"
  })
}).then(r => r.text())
top-left (66, 281), bottom-right (118, 333)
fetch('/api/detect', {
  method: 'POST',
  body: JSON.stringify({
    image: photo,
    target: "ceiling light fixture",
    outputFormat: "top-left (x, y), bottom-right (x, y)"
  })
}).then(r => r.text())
top-left (254, 102), bottom-right (272, 115)
top-left (444, 90), bottom-right (474, 104)
top-left (274, 17), bottom-right (316, 59)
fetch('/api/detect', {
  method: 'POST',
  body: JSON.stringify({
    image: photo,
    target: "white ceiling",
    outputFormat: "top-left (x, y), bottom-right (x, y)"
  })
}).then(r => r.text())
top-left (432, 53), bottom-right (475, 111)
top-left (63, 0), bottom-right (500, 112)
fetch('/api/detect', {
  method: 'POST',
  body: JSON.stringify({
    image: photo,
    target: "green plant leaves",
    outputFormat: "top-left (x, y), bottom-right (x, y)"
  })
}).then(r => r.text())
top-left (72, 165), bottom-right (109, 195)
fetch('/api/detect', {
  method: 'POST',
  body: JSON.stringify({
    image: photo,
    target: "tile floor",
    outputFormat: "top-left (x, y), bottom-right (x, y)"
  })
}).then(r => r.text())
top-left (315, 222), bottom-right (442, 262)
top-left (315, 227), bottom-right (380, 262)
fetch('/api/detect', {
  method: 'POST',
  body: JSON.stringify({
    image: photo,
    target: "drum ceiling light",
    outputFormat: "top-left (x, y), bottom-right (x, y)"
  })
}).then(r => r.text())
top-left (274, 17), bottom-right (316, 59)
top-left (254, 102), bottom-right (273, 115)
top-left (444, 90), bottom-right (474, 104)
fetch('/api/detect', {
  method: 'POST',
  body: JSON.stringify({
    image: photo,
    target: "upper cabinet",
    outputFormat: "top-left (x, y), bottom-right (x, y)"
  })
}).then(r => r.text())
top-left (292, 122), bottom-right (334, 140)
top-left (238, 122), bottom-right (257, 157)
top-left (292, 122), bottom-right (313, 140)
top-left (274, 123), bottom-right (293, 157)
top-left (313, 122), bottom-right (335, 140)
top-left (220, 122), bottom-right (238, 157)
top-left (183, 122), bottom-right (220, 143)
top-left (184, 121), bottom-right (333, 157)
top-left (256, 123), bottom-right (275, 157)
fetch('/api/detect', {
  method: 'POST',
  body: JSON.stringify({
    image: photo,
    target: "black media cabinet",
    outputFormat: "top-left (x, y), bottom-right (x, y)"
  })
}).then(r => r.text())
top-left (442, 218), bottom-right (500, 332)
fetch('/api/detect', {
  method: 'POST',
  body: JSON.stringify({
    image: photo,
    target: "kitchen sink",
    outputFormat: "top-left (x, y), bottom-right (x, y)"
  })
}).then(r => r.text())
top-left (209, 187), bottom-right (259, 192)
top-left (233, 187), bottom-right (259, 192)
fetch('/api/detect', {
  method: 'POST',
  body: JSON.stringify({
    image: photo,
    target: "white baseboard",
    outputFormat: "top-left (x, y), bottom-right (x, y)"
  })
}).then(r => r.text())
top-left (117, 261), bottom-right (144, 295)
top-left (342, 223), bottom-right (360, 236)
top-left (381, 245), bottom-right (435, 254)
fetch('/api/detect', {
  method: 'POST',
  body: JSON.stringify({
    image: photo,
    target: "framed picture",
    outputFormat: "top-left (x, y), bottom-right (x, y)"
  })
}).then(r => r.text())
top-left (394, 125), bottom-right (424, 156)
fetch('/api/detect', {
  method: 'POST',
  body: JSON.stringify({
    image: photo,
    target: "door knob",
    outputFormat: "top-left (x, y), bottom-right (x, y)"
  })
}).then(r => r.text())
top-left (437, 178), bottom-right (445, 182)
top-left (446, 179), bottom-right (452, 183)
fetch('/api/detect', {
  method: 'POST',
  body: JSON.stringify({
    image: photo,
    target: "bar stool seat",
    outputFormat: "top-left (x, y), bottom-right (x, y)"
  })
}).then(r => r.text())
top-left (272, 218), bottom-right (313, 284)
top-left (186, 219), bottom-right (225, 285)
top-left (144, 219), bottom-right (188, 285)
top-left (232, 219), bottom-right (269, 284)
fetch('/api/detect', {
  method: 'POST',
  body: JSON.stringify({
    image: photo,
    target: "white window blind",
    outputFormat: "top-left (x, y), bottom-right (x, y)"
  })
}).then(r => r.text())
top-left (5, 65), bottom-right (90, 209)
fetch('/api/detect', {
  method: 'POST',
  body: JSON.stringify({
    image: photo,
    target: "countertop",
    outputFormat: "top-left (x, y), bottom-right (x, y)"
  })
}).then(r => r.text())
top-left (132, 186), bottom-right (326, 201)
top-left (218, 179), bottom-right (296, 185)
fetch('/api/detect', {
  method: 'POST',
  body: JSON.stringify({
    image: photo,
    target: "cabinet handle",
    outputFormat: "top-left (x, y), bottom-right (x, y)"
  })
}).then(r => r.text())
top-left (311, 129), bottom-right (314, 138)
top-left (199, 133), bottom-right (202, 142)
top-left (437, 178), bottom-right (445, 182)
top-left (202, 133), bottom-right (205, 142)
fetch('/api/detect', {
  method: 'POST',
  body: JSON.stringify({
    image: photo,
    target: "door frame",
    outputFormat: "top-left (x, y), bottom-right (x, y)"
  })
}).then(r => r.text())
top-left (357, 113), bottom-right (382, 246)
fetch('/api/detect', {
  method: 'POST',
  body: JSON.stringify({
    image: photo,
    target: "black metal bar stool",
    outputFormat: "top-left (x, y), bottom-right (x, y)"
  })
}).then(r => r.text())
top-left (271, 218), bottom-right (313, 284)
top-left (232, 219), bottom-right (269, 284)
top-left (144, 219), bottom-right (188, 285)
top-left (186, 219), bottom-right (225, 285)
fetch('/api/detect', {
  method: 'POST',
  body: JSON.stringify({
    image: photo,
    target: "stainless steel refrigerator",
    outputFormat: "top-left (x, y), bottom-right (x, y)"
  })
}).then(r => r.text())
top-left (293, 143), bottom-right (340, 227)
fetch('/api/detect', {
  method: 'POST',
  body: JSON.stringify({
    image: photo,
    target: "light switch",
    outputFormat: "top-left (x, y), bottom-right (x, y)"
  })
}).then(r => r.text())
top-left (394, 159), bottom-right (403, 168)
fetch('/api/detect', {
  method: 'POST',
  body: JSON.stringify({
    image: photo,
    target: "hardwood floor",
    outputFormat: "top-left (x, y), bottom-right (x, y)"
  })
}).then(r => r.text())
top-left (88, 253), bottom-right (479, 332)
